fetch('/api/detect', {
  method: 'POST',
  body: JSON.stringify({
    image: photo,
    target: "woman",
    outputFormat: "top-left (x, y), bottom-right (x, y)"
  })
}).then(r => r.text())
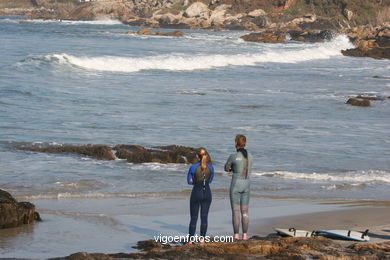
top-left (224, 135), bottom-right (253, 240)
top-left (187, 148), bottom-right (214, 243)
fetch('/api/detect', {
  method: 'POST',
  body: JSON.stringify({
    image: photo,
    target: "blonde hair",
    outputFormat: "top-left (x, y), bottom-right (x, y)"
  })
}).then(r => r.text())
top-left (198, 148), bottom-right (208, 174)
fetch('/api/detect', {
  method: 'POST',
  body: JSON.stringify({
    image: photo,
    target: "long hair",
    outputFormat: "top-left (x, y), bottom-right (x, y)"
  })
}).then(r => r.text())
top-left (197, 148), bottom-right (208, 174)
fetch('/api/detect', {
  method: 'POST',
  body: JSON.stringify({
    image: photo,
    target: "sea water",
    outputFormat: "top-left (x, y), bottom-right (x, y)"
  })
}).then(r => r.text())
top-left (0, 17), bottom-right (389, 258)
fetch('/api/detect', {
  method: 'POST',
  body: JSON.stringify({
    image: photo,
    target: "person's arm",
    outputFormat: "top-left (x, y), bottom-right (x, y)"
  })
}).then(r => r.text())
top-left (209, 164), bottom-right (215, 184)
top-left (224, 154), bottom-right (234, 172)
top-left (187, 165), bottom-right (195, 185)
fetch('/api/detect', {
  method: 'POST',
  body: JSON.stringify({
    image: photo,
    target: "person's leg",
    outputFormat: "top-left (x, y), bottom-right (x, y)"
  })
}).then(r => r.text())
top-left (230, 181), bottom-right (241, 240)
top-left (189, 189), bottom-right (200, 240)
top-left (200, 188), bottom-right (212, 238)
top-left (240, 182), bottom-right (250, 240)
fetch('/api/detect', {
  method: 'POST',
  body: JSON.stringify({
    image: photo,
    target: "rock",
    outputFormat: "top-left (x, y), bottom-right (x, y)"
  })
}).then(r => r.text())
top-left (343, 8), bottom-right (354, 21)
top-left (0, 189), bottom-right (37, 229)
top-left (137, 28), bottom-right (153, 35)
top-left (342, 47), bottom-right (390, 60)
top-left (164, 30), bottom-right (184, 37)
top-left (356, 95), bottom-right (386, 101)
top-left (126, 30), bottom-right (136, 34)
top-left (17, 144), bottom-right (116, 160)
top-left (210, 9), bottom-right (226, 25)
top-left (346, 98), bottom-right (371, 107)
top-left (113, 145), bottom-right (200, 164)
top-left (240, 32), bottom-right (286, 43)
top-left (53, 237), bottom-right (390, 260)
top-left (183, 2), bottom-right (209, 19)
top-left (289, 30), bottom-right (333, 42)
top-left (248, 9), bottom-right (266, 18)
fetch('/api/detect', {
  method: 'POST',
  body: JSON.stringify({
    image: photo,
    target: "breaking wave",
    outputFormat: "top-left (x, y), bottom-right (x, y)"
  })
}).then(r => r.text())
top-left (35, 35), bottom-right (352, 73)
top-left (253, 170), bottom-right (390, 183)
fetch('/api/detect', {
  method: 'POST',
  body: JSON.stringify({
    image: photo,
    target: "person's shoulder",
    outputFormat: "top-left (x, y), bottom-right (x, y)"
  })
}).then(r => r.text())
top-left (190, 162), bottom-right (200, 170)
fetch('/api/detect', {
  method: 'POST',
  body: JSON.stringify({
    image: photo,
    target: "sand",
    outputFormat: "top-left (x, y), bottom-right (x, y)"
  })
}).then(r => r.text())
top-left (254, 206), bottom-right (390, 243)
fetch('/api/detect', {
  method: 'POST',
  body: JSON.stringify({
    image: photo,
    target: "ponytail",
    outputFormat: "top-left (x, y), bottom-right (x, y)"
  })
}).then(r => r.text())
top-left (198, 148), bottom-right (208, 174)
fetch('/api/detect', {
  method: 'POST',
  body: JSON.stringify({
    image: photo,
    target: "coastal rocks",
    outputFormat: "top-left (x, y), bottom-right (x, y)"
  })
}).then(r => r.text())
top-left (240, 32), bottom-right (286, 43)
top-left (183, 2), bottom-right (209, 19)
top-left (346, 94), bottom-right (388, 107)
top-left (128, 28), bottom-right (184, 36)
top-left (288, 29), bottom-right (333, 42)
top-left (0, 189), bottom-right (37, 229)
top-left (346, 98), bottom-right (371, 107)
top-left (17, 143), bottom-right (199, 164)
top-left (51, 237), bottom-right (390, 260)
top-left (342, 24), bottom-right (390, 59)
top-left (18, 144), bottom-right (116, 160)
top-left (113, 145), bottom-right (198, 164)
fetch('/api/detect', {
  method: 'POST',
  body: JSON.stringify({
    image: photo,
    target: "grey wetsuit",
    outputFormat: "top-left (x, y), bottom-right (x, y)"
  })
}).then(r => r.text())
top-left (225, 149), bottom-right (253, 234)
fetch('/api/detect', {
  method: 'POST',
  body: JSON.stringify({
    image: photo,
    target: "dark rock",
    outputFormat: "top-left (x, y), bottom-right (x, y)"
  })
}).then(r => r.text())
top-left (289, 30), bottom-right (333, 42)
top-left (0, 189), bottom-right (37, 229)
top-left (17, 144), bottom-right (116, 161)
top-left (342, 47), bottom-right (390, 60)
top-left (346, 98), bottom-right (371, 107)
top-left (114, 145), bottom-right (199, 164)
top-left (132, 239), bottom-right (171, 251)
top-left (240, 32), bottom-right (286, 43)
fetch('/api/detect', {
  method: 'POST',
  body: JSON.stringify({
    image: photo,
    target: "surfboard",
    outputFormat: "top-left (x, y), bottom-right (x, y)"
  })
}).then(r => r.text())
top-left (275, 228), bottom-right (313, 237)
top-left (314, 229), bottom-right (370, 242)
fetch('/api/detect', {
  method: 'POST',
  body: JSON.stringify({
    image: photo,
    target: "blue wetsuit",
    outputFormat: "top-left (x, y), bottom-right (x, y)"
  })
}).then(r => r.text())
top-left (187, 162), bottom-right (214, 238)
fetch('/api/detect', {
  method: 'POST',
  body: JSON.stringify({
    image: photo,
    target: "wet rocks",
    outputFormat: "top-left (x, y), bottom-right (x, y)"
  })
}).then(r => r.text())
top-left (17, 143), bottom-right (199, 164)
top-left (346, 98), bottom-right (371, 107)
top-left (128, 28), bottom-right (184, 37)
top-left (17, 144), bottom-right (116, 160)
top-left (0, 189), bottom-right (37, 229)
top-left (342, 24), bottom-right (390, 59)
top-left (50, 237), bottom-right (390, 260)
top-left (288, 29), bottom-right (333, 42)
top-left (114, 145), bottom-right (198, 164)
top-left (346, 94), bottom-right (388, 107)
top-left (240, 32), bottom-right (286, 43)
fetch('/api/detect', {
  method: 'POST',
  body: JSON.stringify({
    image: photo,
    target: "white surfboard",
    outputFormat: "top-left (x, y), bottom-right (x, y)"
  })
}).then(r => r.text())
top-left (314, 229), bottom-right (370, 242)
top-left (275, 228), bottom-right (313, 237)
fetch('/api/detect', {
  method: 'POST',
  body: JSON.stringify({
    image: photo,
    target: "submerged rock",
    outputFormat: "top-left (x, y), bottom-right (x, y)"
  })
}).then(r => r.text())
top-left (17, 144), bottom-right (116, 160)
top-left (346, 98), bottom-right (371, 107)
top-left (16, 143), bottom-right (200, 164)
top-left (0, 189), bottom-right (38, 229)
top-left (240, 32), bottom-right (286, 43)
top-left (114, 145), bottom-right (199, 164)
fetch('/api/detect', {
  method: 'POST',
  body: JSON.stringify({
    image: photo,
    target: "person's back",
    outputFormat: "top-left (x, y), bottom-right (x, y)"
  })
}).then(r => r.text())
top-left (224, 135), bottom-right (252, 240)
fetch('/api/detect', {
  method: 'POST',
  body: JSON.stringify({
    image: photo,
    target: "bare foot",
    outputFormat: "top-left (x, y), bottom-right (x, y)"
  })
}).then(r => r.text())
top-left (242, 233), bottom-right (248, 240)
top-left (234, 233), bottom-right (239, 240)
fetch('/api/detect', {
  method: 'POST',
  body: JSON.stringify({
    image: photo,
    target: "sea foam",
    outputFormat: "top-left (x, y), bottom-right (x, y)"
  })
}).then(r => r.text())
top-left (45, 35), bottom-right (353, 73)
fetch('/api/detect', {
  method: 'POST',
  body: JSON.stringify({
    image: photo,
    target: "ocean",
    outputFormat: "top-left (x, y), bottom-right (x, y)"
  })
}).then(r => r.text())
top-left (0, 16), bottom-right (389, 258)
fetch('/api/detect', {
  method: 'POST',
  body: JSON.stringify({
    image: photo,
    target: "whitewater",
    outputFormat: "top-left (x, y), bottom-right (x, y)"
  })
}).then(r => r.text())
top-left (0, 17), bottom-right (389, 258)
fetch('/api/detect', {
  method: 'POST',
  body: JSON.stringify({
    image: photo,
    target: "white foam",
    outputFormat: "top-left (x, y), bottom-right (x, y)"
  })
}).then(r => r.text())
top-left (253, 170), bottom-right (390, 183)
top-left (45, 35), bottom-right (353, 73)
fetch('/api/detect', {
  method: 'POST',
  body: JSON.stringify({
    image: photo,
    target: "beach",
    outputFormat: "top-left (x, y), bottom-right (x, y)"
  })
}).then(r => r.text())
top-left (0, 15), bottom-right (389, 259)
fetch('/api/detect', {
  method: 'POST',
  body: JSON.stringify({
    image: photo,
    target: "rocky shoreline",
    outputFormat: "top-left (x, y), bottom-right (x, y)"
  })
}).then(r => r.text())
top-left (46, 237), bottom-right (390, 259)
top-left (1, 0), bottom-right (389, 59)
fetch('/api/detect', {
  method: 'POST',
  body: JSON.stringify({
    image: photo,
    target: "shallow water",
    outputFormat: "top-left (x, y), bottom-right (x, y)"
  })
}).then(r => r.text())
top-left (0, 16), bottom-right (389, 258)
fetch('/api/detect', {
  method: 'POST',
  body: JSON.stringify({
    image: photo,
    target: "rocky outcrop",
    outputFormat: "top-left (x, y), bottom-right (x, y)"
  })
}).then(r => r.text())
top-left (0, 189), bottom-right (38, 229)
top-left (346, 98), bottom-right (371, 107)
top-left (342, 24), bottom-right (390, 59)
top-left (346, 94), bottom-right (389, 107)
top-left (17, 144), bottom-right (117, 160)
top-left (240, 32), bottom-right (286, 43)
top-left (16, 143), bottom-right (200, 164)
top-left (128, 28), bottom-right (184, 37)
top-left (288, 29), bottom-right (333, 42)
top-left (50, 237), bottom-right (390, 260)
top-left (114, 145), bottom-right (199, 164)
